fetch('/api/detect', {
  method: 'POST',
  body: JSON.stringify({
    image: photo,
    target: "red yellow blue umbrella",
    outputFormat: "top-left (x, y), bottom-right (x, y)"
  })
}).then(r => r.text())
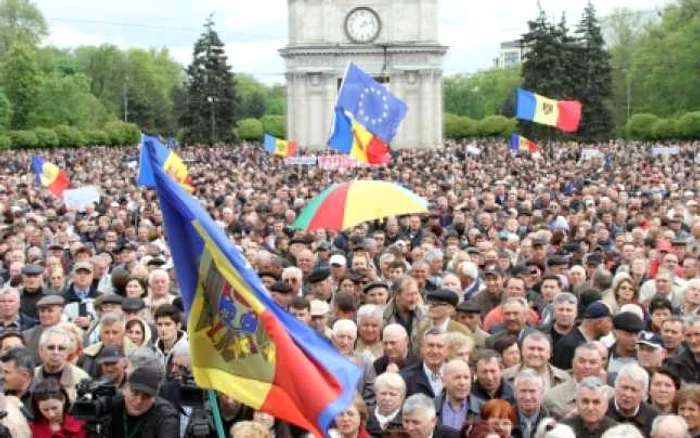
top-left (293, 180), bottom-right (428, 231)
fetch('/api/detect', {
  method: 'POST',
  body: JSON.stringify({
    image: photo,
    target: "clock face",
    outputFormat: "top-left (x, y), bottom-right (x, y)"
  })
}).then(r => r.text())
top-left (345, 7), bottom-right (381, 44)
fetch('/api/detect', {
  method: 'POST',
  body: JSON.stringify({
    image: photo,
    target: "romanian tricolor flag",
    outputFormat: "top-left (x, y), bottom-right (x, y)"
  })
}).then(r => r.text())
top-left (31, 156), bottom-right (70, 197)
top-left (264, 133), bottom-right (297, 157)
top-left (143, 143), bottom-right (360, 437)
top-left (137, 134), bottom-right (193, 192)
top-left (510, 134), bottom-right (539, 153)
top-left (516, 88), bottom-right (582, 133)
top-left (328, 106), bottom-right (391, 165)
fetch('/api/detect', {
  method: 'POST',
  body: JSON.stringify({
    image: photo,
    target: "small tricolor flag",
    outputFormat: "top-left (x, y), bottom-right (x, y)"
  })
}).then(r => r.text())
top-left (143, 142), bottom-right (361, 438)
top-left (264, 134), bottom-right (297, 157)
top-left (510, 134), bottom-right (539, 153)
top-left (328, 107), bottom-right (391, 165)
top-left (516, 88), bottom-right (582, 133)
top-left (31, 156), bottom-right (70, 197)
top-left (137, 134), bottom-right (193, 192)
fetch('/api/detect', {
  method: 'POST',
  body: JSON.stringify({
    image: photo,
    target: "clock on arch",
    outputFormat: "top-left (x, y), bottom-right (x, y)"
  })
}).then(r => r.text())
top-left (344, 7), bottom-right (381, 44)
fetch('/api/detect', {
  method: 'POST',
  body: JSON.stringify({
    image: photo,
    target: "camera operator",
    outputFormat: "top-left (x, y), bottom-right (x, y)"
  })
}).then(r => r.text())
top-left (110, 364), bottom-right (178, 438)
top-left (160, 341), bottom-right (199, 437)
top-left (96, 346), bottom-right (128, 390)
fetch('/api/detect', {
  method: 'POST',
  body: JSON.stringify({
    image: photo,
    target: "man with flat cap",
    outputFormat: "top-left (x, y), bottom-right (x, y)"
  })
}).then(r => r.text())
top-left (608, 312), bottom-right (645, 374)
top-left (257, 271), bottom-right (279, 291)
top-left (269, 280), bottom-right (295, 311)
top-left (19, 264), bottom-right (48, 320)
top-left (454, 300), bottom-right (489, 349)
top-left (363, 280), bottom-right (389, 306)
top-left (413, 289), bottom-right (472, 356)
top-left (22, 295), bottom-right (65, 356)
top-left (307, 267), bottom-right (333, 303)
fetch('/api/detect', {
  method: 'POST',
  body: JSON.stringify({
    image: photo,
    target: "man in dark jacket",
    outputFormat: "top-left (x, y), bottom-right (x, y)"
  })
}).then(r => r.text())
top-left (607, 363), bottom-right (659, 437)
top-left (110, 365), bottom-right (179, 438)
top-left (400, 328), bottom-right (448, 399)
top-left (664, 317), bottom-right (700, 384)
top-left (563, 376), bottom-right (618, 438)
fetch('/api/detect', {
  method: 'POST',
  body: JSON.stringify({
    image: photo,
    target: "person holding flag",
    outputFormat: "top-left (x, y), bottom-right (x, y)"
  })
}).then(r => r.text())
top-left (142, 141), bottom-right (361, 437)
top-left (31, 156), bottom-right (70, 197)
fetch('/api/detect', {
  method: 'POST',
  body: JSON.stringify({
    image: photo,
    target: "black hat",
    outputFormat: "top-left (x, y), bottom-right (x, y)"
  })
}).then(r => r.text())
top-left (561, 242), bottom-right (581, 254)
top-left (531, 238), bottom-right (546, 247)
top-left (48, 243), bottom-right (64, 251)
top-left (583, 301), bottom-right (611, 319)
top-left (101, 294), bottom-right (124, 305)
top-left (146, 257), bottom-right (166, 267)
top-left (585, 253), bottom-right (603, 266)
top-left (122, 297), bottom-right (146, 312)
top-left (22, 264), bottom-right (44, 276)
top-left (128, 366), bottom-right (161, 396)
top-left (307, 268), bottom-right (331, 284)
top-left (636, 331), bottom-right (665, 349)
top-left (466, 247), bottom-right (481, 255)
top-left (510, 264), bottom-right (529, 277)
top-left (613, 312), bottom-right (645, 332)
top-left (270, 281), bottom-right (293, 294)
top-left (425, 289), bottom-right (459, 308)
top-left (363, 280), bottom-right (389, 294)
top-left (456, 300), bottom-right (481, 314)
top-left (648, 296), bottom-right (674, 314)
top-left (37, 295), bottom-right (65, 307)
top-left (289, 236), bottom-right (310, 246)
top-left (483, 266), bottom-right (503, 277)
top-left (258, 271), bottom-right (280, 282)
top-left (116, 242), bottom-right (137, 253)
top-left (97, 345), bottom-right (125, 364)
top-left (315, 241), bottom-right (331, 251)
top-left (547, 255), bottom-right (570, 267)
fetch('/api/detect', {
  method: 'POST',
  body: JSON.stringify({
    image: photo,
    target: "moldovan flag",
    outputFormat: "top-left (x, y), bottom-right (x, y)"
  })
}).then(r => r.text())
top-left (143, 142), bottom-right (361, 438)
top-left (510, 134), bottom-right (539, 153)
top-left (516, 88), bottom-right (582, 133)
top-left (31, 156), bottom-right (70, 197)
top-left (328, 106), bottom-right (392, 165)
top-left (137, 134), bottom-right (193, 192)
top-left (264, 133), bottom-right (297, 157)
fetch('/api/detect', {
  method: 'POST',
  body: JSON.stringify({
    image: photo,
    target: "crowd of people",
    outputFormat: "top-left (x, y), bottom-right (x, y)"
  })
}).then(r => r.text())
top-left (0, 139), bottom-right (698, 438)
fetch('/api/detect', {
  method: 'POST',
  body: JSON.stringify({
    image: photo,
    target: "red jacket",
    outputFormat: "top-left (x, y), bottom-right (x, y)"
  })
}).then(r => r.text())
top-left (29, 414), bottom-right (87, 438)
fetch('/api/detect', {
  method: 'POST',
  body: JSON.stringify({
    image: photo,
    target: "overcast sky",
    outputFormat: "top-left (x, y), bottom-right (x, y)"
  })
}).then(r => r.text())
top-left (36, 0), bottom-right (668, 84)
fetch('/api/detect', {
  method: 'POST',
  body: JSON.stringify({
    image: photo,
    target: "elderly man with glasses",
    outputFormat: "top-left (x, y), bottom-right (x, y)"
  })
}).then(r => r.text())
top-left (34, 327), bottom-right (90, 402)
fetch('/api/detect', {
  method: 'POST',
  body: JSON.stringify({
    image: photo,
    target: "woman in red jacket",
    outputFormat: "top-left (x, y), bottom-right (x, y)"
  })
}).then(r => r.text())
top-left (29, 379), bottom-right (86, 438)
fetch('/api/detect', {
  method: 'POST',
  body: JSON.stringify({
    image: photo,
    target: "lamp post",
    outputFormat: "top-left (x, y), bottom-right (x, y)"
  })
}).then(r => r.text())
top-left (207, 96), bottom-right (216, 145)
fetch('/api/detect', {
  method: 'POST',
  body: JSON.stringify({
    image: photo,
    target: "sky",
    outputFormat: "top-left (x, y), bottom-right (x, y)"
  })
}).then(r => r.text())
top-left (36, 0), bottom-right (668, 85)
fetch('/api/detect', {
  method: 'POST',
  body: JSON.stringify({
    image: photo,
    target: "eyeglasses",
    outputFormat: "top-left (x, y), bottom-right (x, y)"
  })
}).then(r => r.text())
top-left (44, 344), bottom-right (68, 352)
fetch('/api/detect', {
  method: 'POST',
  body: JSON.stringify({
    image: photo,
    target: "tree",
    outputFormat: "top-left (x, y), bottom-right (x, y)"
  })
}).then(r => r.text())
top-left (651, 118), bottom-right (677, 140)
top-left (0, 43), bottom-right (39, 128)
top-left (572, 1), bottom-right (614, 140)
top-left (0, 90), bottom-right (10, 132)
top-left (678, 111), bottom-right (700, 139)
top-left (443, 68), bottom-right (521, 119)
top-left (180, 16), bottom-right (238, 144)
top-left (27, 72), bottom-right (112, 129)
top-left (625, 113), bottom-right (658, 140)
top-left (260, 114), bottom-right (285, 138)
top-left (236, 118), bottom-right (263, 141)
top-left (478, 115), bottom-right (510, 137)
top-left (0, 0), bottom-right (48, 56)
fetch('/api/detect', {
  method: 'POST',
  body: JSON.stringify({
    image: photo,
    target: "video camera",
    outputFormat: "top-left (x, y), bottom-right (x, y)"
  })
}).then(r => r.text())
top-left (177, 373), bottom-right (215, 437)
top-left (70, 378), bottom-right (117, 438)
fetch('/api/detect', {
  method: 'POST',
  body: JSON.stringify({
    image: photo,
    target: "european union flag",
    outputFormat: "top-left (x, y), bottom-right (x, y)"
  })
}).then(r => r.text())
top-left (336, 62), bottom-right (407, 142)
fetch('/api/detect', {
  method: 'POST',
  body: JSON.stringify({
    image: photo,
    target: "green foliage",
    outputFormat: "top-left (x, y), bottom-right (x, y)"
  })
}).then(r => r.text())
top-left (0, 43), bottom-right (40, 128)
top-left (53, 124), bottom-right (85, 147)
top-left (260, 114), bottom-right (285, 138)
top-left (180, 16), bottom-right (239, 144)
top-left (625, 113), bottom-right (659, 139)
top-left (0, 0), bottom-right (48, 55)
top-left (478, 115), bottom-right (510, 137)
top-left (444, 114), bottom-right (479, 139)
top-left (0, 134), bottom-right (8, 149)
top-left (0, 90), bottom-right (9, 132)
top-left (82, 129), bottom-right (109, 146)
top-left (27, 72), bottom-right (111, 129)
top-left (9, 129), bottom-right (37, 147)
top-left (236, 118), bottom-right (263, 141)
top-left (678, 111), bottom-right (700, 139)
top-left (651, 118), bottom-right (678, 140)
top-left (444, 68), bottom-right (521, 119)
top-left (102, 121), bottom-right (141, 146)
top-left (33, 127), bottom-right (58, 147)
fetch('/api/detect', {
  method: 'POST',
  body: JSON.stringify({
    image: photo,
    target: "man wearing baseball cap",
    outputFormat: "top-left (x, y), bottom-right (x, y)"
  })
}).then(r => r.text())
top-left (110, 365), bottom-right (179, 437)
top-left (636, 331), bottom-right (666, 375)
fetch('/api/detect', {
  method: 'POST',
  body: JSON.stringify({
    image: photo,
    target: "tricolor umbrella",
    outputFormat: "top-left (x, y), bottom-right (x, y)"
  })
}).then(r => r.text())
top-left (294, 180), bottom-right (428, 231)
